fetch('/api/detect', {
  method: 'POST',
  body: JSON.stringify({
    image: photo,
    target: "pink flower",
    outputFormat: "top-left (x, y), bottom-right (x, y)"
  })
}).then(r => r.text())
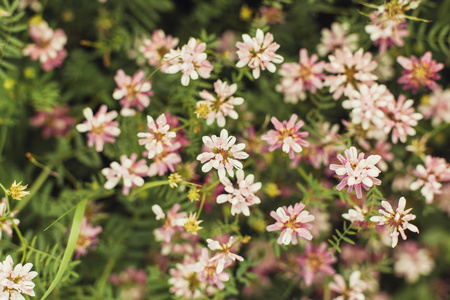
top-left (197, 80), bottom-right (244, 127)
top-left (196, 248), bottom-right (230, 290)
top-left (410, 155), bottom-right (450, 203)
top-left (152, 204), bottom-right (186, 243)
top-left (266, 202), bottom-right (315, 245)
top-left (277, 49), bottom-right (325, 103)
top-left (216, 169), bottom-right (261, 216)
top-left (365, 11), bottom-right (409, 53)
top-left (0, 255), bottom-right (38, 299)
top-left (112, 69), bottom-right (153, 116)
top-left (30, 105), bottom-right (75, 138)
top-left (76, 105), bottom-right (121, 152)
top-left (394, 241), bottom-right (434, 283)
top-left (235, 28), bottom-right (284, 79)
top-left (0, 198), bottom-right (19, 240)
top-left (137, 114), bottom-right (176, 159)
top-left (140, 29), bottom-right (179, 71)
top-left (397, 51), bottom-right (444, 93)
top-left (316, 22), bottom-right (358, 56)
top-left (169, 256), bottom-right (212, 299)
top-left (109, 268), bottom-right (147, 300)
top-left (329, 271), bottom-right (366, 300)
top-left (197, 129), bottom-right (249, 179)
top-left (296, 242), bottom-right (336, 286)
top-left (164, 38), bottom-right (213, 86)
top-left (23, 20), bottom-right (67, 71)
top-left (164, 112), bottom-right (190, 149)
top-left (342, 205), bottom-right (369, 227)
top-left (74, 217), bottom-right (102, 258)
top-left (419, 86), bottom-right (450, 127)
top-left (147, 144), bottom-right (182, 177)
top-left (261, 114), bottom-right (309, 159)
top-left (324, 48), bottom-right (378, 100)
top-left (329, 147), bottom-right (382, 199)
top-left (370, 197), bottom-right (419, 248)
top-left (101, 153), bottom-right (148, 195)
top-left (382, 95), bottom-right (423, 144)
top-left (207, 236), bottom-right (244, 273)
top-left (214, 30), bottom-right (238, 62)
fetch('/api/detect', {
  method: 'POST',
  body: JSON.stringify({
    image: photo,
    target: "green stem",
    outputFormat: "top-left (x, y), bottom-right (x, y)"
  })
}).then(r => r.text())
top-left (12, 223), bottom-right (27, 264)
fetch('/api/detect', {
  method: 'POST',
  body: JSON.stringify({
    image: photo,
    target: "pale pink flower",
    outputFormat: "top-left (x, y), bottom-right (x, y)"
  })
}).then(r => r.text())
top-left (30, 105), bottom-right (75, 138)
top-left (147, 144), bottom-right (182, 177)
top-left (109, 268), bottom-right (147, 300)
top-left (140, 29), bottom-right (179, 71)
top-left (261, 114), bottom-right (309, 159)
top-left (197, 129), bottom-right (249, 179)
top-left (207, 236), bottom-right (244, 273)
top-left (324, 48), bottom-right (378, 100)
top-left (101, 153), bottom-right (148, 196)
top-left (216, 169), bottom-right (261, 216)
top-left (317, 22), bottom-right (358, 56)
top-left (137, 114), bottom-right (176, 159)
top-left (329, 271), bottom-right (366, 300)
top-left (23, 20), bottom-right (67, 71)
top-left (0, 198), bottom-right (19, 240)
top-left (382, 95), bottom-right (423, 144)
top-left (164, 112), bottom-right (190, 149)
top-left (196, 248), bottom-right (230, 290)
top-left (342, 205), bottom-right (368, 226)
top-left (365, 11), bottom-right (409, 53)
top-left (295, 242), bottom-right (336, 286)
top-left (235, 28), bottom-right (284, 79)
top-left (394, 241), bottom-right (434, 283)
top-left (112, 69), bottom-right (153, 116)
top-left (197, 80), bottom-right (244, 127)
top-left (410, 155), bottom-right (450, 203)
top-left (152, 204), bottom-right (186, 243)
top-left (0, 255), bottom-right (38, 299)
top-left (419, 86), bottom-right (450, 127)
top-left (277, 48), bottom-right (325, 103)
top-left (76, 105), bottom-right (121, 152)
top-left (214, 30), bottom-right (238, 62)
top-left (329, 147), bottom-right (382, 199)
top-left (266, 202), bottom-right (315, 245)
top-left (370, 197), bottom-right (419, 248)
top-left (164, 38), bottom-right (213, 86)
top-left (74, 217), bottom-right (102, 258)
top-left (397, 51), bottom-right (444, 93)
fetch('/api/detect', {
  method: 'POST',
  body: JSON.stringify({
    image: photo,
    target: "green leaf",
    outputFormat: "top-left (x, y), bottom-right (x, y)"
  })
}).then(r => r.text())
top-left (40, 198), bottom-right (87, 300)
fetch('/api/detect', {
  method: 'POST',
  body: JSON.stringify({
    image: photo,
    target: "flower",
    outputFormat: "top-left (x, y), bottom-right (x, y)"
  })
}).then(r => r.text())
top-left (140, 29), bottom-right (179, 71)
top-left (266, 202), bottom-right (315, 245)
top-left (197, 129), bottom-right (249, 179)
top-left (164, 38), bottom-right (213, 86)
top-left (196, 248), bottom-right (230, 290)
top-left (168, 173), bottom-right (183, 188)
top-left (329, 271), bottom-right (366, 300)
top-left (196, 80), bottom-right (244, 127)
top-left (147, 145), bottom-right (183, 177)
top-left (296, 242), bottom-right (336, 286)
top-left (207, 236), bottom-right (244, 273)
top-left (397, 51), bottom-right (444, 93)
top-left (276, 48), bottom-right (325, 103)
top-left (419, 86), bottom-right (450, 127)
top-left (216, 169), bottom-right (261, 216)
top-left (0, 255), bottom-right (38, 299)
top-left (0, 198), bottom-right (19, 240)
top-left (235, 28), bottom-right (284, 79)
top-left (317, 22), bottom-right (358, 56)
top-left (137, 114), bottom-right (176, 159)
top-left (324, 48), bottom-right (378, 100)
top-left (342, 205), bottom-right (368, 227)
top-left (394, 241), bottom-right (434, 283)
top-left (109, 268), bottom-right (147, 300)
top-left (410, 155), bottom-right (450, 203)
top-left (329, 147), bottom-right (382, 199)
top-left (23, 20), bottom-right (67, 71)
top-left (261, 114), bottom-right (309, 159)
top-left (29, 105), bottom-right (75, 138)
top-left (76, 105), bottom-right (121, 152)
top-left (112, 69), bottom-right (153, 116)
top-left (184, 212), bottom-right (203, 235)
top-left (74, 217), bottom-right (102, 258)
top-left (152, 204), bottom-right (186, 243)
top-left (169, 256), bottom-right (212, 299)
top-left (6, 181), bottom-right (30, 201)
top-left (370, 197), bottom-right (419, 248)
top-left (101, 153), bottom-right (148, 196)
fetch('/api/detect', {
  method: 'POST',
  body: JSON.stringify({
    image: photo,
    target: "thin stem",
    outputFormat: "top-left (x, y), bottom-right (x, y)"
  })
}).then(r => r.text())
top-left (12, 223), bottom-right (27, 264)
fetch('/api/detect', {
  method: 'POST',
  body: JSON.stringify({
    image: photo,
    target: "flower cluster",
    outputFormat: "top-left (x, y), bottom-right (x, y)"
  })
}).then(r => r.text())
top-left (0, 255), bottom-right (38, 299)
top-left (140, 29), bottom-right (179, 71)
top-left (30, 105), bottom-right (75, 138)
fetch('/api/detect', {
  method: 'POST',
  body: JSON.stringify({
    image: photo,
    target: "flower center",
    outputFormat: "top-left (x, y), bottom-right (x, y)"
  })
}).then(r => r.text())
top-left (91, 124), bottom-right (106, 136)
top-left (344, 66), bottom-right (357, 85)
top-left (307, 253), bottom-right (324, 270)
